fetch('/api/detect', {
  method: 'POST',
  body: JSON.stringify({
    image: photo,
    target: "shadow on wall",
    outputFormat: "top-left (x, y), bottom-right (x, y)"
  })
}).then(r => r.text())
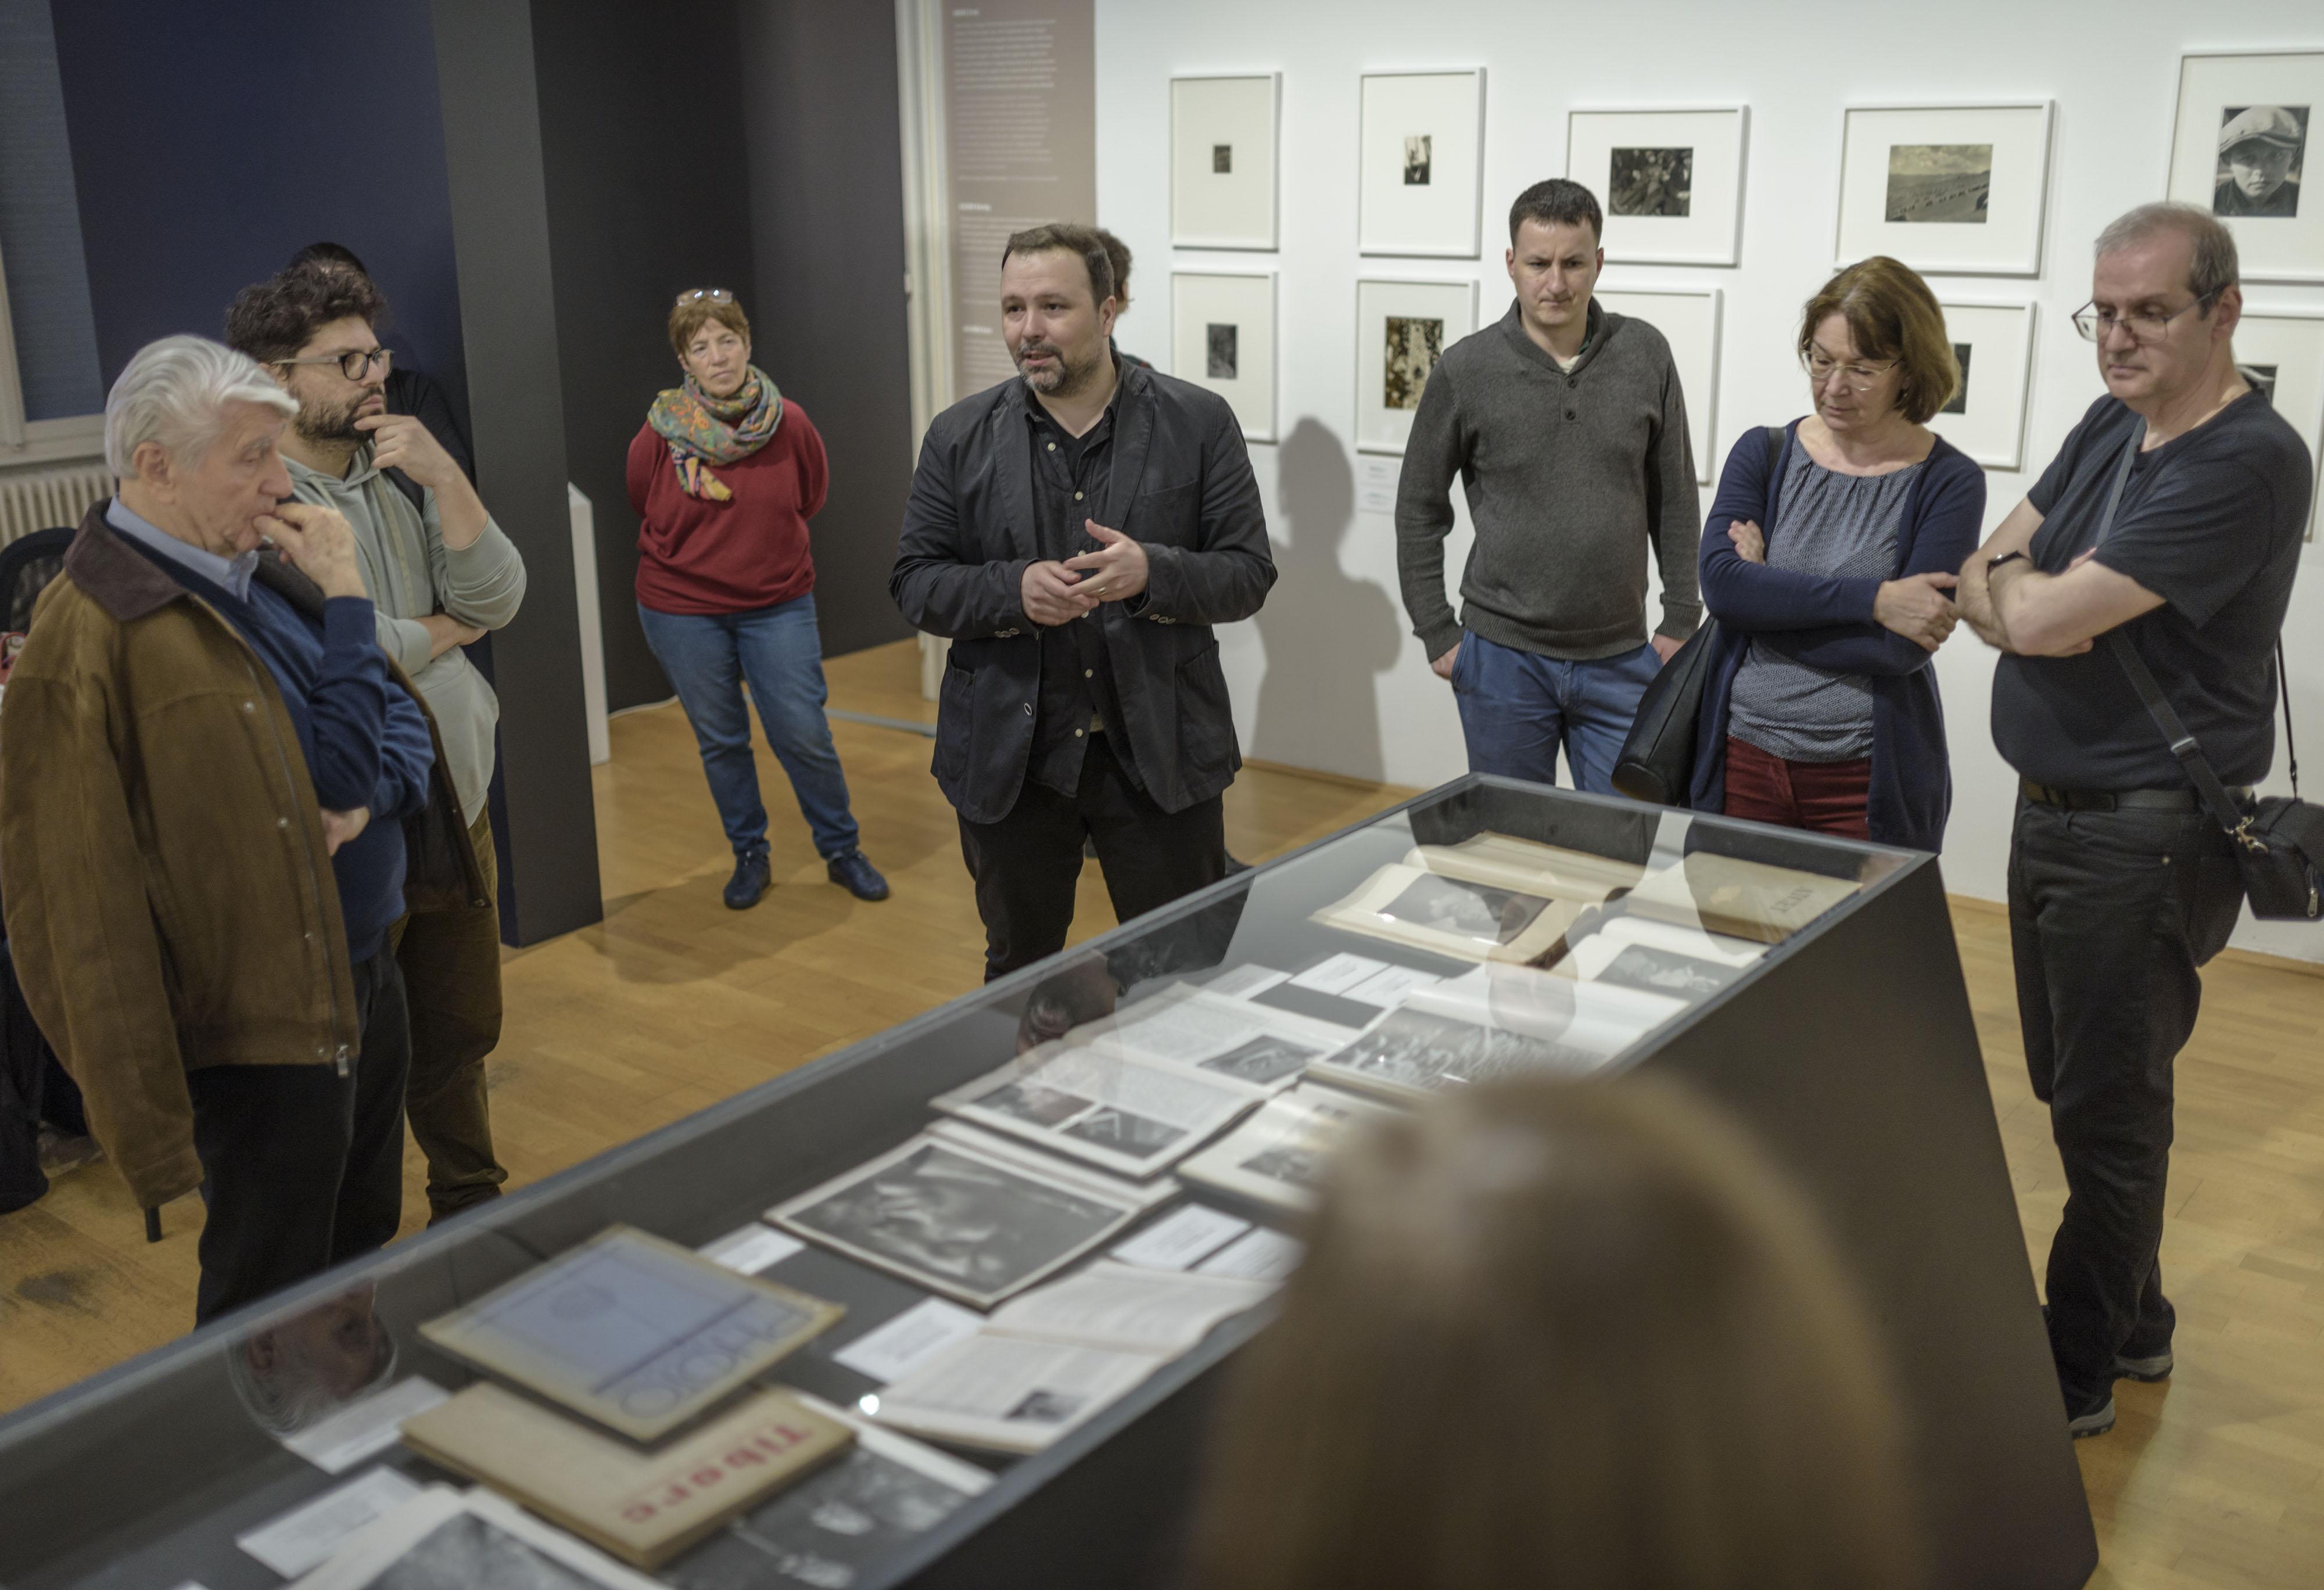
top-left (1252, 418), bottom-right (1401, 782)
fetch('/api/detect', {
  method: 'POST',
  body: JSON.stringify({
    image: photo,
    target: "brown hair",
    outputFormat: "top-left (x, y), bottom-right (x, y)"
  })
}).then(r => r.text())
top-left (1000, 222), bottom-right (1116, 307)
top-left (1093, 227), bottom-right (1134, 313)
top-left (1193, 1073), bottom-right (1923, 1590)
top-left (668, 293), bottom-right (751, 360)
top-left (1799, 257), bottom-right (1959, 424)
top-left (224, 263), bottom-right (389, 364)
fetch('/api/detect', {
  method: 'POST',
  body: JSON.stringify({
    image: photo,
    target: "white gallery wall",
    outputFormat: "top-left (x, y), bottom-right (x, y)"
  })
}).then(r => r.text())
top-left (1091, 0), bottom-right (2324, 960)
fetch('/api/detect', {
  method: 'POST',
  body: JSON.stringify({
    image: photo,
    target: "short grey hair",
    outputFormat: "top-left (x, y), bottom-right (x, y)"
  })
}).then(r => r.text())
top-left (103, 334), bottom-right (296, 478)
top-left (2094, 202), bottom-right (2240, 305)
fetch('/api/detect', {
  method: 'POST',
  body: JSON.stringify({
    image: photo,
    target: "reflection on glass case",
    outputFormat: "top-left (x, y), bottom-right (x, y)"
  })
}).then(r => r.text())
top-left (0, 778), bottom-right (2095, 1590)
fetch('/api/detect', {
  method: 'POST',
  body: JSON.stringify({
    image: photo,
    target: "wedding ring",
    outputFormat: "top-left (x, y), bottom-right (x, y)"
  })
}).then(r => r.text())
top-left (1094, 583), bottom-right (1107, 596)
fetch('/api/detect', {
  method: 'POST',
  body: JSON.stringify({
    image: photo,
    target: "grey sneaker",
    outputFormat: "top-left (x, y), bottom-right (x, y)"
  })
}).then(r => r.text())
top-left (2115, 1347), bottom-right (2174, 1383)
top-left (2068, 1394), bottom-right (2117, 1439)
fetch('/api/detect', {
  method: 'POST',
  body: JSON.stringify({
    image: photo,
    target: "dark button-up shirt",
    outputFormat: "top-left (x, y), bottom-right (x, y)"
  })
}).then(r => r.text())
top-left (1025, 381), bottom-right (1141, 794)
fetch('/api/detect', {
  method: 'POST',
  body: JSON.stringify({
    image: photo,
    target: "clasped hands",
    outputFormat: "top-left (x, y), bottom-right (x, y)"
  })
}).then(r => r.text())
top-left (1020, 519), bottom-right (1150, 626)
top-left (1726, 518), bottom-right (1960, 654)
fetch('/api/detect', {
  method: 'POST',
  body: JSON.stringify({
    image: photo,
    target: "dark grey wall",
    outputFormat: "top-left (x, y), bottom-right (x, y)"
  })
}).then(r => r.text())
top-left (432, 0), bottom-right (604, 945)
top-left (740, 0), bottom-right (918, 659)
top-left (532, 0), bottom-right (756, 712)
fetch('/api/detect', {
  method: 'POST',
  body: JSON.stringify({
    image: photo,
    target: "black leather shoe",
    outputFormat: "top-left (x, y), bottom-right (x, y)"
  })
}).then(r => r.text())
top-left (827, 850), bottom-right (890, 902)
top-left (724, 851), bottom-right (771, 910)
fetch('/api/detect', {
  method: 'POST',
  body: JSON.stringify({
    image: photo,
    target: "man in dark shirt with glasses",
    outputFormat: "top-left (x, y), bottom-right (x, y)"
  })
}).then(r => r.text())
top-left (1958, 203), bottom-right (2312, 1440)
top-left (892, 223), bottom-right (1275, 980)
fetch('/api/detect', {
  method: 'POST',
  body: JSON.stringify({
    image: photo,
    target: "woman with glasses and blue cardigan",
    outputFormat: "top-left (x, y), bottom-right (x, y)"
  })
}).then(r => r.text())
top-left (628, 289), bottom-right (890, 910)
top-left (1690, 257), bottom-right (1986, 849)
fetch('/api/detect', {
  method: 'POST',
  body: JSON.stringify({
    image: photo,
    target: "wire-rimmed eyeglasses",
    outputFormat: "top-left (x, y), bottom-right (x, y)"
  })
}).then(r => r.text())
top-left (675, 288), bottom-right (736, 306)
top-left (2071, 290), bottom-right (2222, 344)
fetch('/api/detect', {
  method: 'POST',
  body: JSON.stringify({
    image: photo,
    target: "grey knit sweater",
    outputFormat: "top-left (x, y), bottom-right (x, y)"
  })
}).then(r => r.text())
top-left (1395, 299), bottom-right (1702, 662)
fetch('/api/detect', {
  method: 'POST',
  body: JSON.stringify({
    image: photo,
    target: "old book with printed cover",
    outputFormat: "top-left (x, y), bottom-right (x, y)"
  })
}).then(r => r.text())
top-left (400, 1382), bottom-right (853, 1568)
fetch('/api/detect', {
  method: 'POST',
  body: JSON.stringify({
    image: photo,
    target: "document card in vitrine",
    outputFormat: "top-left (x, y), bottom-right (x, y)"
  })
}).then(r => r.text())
top-left (418, 1226), bottom-right (844, 1442)
top-left (290, 1485), bottom-right (665, 1590)
top-left (1308, 1005), bottom-right (1610, 1105)
top-left (933, 1047), bottom-right (1268, 1179)
top-left (1081, 982), bottom-right (1357, 1092)
top-left (1177, 1082), bottom-right (1402, 1214)
top-left (770, 1128), bottom-right (1172, 1309)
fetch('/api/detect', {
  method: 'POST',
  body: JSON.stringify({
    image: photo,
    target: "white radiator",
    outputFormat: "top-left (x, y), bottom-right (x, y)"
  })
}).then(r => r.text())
top-left (0, 464), bottom-right (109, 545)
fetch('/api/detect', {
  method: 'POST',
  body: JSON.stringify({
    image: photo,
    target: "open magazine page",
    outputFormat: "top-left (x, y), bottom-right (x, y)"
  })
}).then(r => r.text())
top-left (1412, 964), bottom-right (1683, 1056)
top-left (1080, 982), bottom-right (1357, 1090)
top-left (930, 1045), bottom-right (1268, 1179)
top-left (291, 1485), bottom-right (665, 1590)
top-left (870, 1334), bottom-right (1169, 1455)
top-left (1554, 914), bottom-right (1766, 999)
top-left (726, 1392), bottom-right (993, 1589)
top-left (1307, 1003), bottom-right (1613, 1104)
top-left (984, 1260), bottom-right (1275, 1355)
top-left (770, 1129), bottom-right (1168, 1308)
top-left (1177, 1082), bottom-right (1402, 1214)
top-left (1619, 850), bottom-right (1864, 944)
top-left (1409, 832), bottom-right (1647, 900)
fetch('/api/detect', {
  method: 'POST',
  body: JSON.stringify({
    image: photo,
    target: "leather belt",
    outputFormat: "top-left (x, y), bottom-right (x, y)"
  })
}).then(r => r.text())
top-left (2019, 778), bottom-right (2250, 813)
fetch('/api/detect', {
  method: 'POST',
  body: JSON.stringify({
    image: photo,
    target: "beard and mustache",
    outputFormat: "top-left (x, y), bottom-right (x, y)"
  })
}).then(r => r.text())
top-left (1013, 338), bottom-right (1101, 397)
top-left (294, 389), bottom-right (378, 447)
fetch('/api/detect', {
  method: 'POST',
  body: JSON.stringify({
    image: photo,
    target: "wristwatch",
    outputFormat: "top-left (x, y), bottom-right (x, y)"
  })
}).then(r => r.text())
top-left (1987, 550), bottom-right (2029, 571)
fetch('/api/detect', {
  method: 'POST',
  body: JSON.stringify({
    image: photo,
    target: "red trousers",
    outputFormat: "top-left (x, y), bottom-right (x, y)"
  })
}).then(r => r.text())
top-left (1721, 736), bottom-right (1871, 840)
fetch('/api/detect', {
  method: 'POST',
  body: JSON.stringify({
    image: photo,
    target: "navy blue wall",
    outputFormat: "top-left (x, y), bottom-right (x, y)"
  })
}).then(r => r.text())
top-left (46, 0), bottom-right (466, 405)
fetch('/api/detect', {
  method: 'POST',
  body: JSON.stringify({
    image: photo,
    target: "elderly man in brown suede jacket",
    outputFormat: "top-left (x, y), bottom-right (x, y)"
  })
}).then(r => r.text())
top-left (0, 336), bottom-right (484, 1323)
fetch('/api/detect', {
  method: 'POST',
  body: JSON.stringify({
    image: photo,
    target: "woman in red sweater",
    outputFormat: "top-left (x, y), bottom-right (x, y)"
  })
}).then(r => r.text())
top-left (628, 289), bottom-right (888, 910)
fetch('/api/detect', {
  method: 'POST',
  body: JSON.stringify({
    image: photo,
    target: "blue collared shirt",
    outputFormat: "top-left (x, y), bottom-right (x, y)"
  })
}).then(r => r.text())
top-left (105, 496), bottom-right (259, 602)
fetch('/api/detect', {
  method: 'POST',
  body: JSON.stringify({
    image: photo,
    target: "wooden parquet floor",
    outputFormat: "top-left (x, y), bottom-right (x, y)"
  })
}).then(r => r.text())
top-left (3, 638), bottom-right (2321, 1588)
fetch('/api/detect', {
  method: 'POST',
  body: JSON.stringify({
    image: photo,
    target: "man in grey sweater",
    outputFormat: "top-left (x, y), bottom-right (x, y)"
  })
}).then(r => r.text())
top-left (1396, 179), bottom-right (1702, 792)
top-left (230, 263), bottom-right (527, 1222)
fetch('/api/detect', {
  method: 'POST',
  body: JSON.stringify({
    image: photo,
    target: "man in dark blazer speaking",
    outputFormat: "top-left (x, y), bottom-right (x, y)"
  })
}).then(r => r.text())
top-left (892, 222), bottom-right (1276, 981)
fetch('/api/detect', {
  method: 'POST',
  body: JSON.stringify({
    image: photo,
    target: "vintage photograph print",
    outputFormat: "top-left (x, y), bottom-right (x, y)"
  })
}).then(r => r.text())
top-left (1383, 315), bottom-right (1444, 410)
top-left (1943, 342), bottom-right (1972, 415)
top-left (1404, 134), bottom-right (1432, 185)
top-left (2215, 104), bottom-right (2307, 218)
top-left (1885, 143), bottom-right (1992, 222)
top-left (1206, 323), bottom-right (1238, 379)
top-left (1609, 146), bottom-right (1692, 216)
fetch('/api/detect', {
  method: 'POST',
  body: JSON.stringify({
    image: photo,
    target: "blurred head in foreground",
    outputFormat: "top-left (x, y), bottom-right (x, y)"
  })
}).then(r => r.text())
top-left (1193, 1074), bottom-right (1923, 1590)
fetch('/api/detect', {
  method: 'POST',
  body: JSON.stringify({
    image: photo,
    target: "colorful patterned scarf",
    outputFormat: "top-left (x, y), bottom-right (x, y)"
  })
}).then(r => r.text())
top-left (647, 365), bottom-right (783, 501)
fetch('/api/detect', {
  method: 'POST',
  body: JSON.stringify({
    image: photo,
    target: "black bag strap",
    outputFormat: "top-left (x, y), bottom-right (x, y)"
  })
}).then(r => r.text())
top-left (2092, 428), bottom-right (2269, 849)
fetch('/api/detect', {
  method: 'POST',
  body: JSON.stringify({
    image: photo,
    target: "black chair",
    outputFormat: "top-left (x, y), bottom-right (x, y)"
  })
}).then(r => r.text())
top-left (0, 525), bottom-right (75, 636)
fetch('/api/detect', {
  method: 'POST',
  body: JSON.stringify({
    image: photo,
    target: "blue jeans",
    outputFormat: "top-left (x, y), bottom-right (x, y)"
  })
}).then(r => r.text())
top-left (1450, 631), bottom-right (1661, 794)
top-left (637, 595), bottom-right (860, 860)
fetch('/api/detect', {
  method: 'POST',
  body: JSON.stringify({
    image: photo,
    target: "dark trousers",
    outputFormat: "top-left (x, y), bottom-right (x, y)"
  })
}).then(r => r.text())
top-left (390, 809), bottom-right (507, 1223)
top-left (1720, 736), bottom-right (1872, 839)
top-left (959, 733), bottom-right (1226, 982)
top-left (2007, 796), bottom-right (2243, 1409)
top-left (187, 952), bottom-right (412, 1325)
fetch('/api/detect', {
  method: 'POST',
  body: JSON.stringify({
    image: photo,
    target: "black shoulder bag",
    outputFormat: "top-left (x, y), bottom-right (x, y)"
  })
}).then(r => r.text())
top-left (2094, 429), bottom-right (2324, 920)
top-left (1611, 425), bottom-right (1785, 805)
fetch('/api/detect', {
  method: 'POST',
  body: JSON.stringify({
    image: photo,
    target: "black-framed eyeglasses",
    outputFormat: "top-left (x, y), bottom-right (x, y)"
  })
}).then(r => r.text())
top-left (2071, 290), bottom-right (2221, 344)
top-left (675, 287), bottom-right (735, 306)
top-left (276, 347), bottom-right (393, 382)
top-left (1799, 348), bottom-right (1899, 392)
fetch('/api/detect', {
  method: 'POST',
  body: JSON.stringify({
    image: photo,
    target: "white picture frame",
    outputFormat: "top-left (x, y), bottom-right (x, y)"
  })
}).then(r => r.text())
top-left (1927, 301), bottom-right (2036, 472)
top-left (2167, 51), bottom-right (2324, 284)
top-left (1835, 102), bottom-right (2053, 277)
top-left (1354, 277), bottom-right (1480, 455)
top-left (1593, 286), bottom-right (1722, 484)
top-left (1566, 107), bottom-right (1748, 267)
top-left (1358, 70), bottom-right (1486, 257)
top-left (1171, 74), bottom-right (1281, 251)
top-left (1171, 271), bottom-right (1278, 442)
top-left (2233, 310), bottom-right (2324, 539)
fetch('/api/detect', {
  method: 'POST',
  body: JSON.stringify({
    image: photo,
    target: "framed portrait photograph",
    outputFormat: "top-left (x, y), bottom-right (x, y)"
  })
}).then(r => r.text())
top-left (1353, 277), bottom-right (1479, 454)
top-left (1171, 270), bottom-right (1276, 442)
top-left (1567, 107), bottom-right (1749, 266)
top-left (1171, 74), bottom-right (1280, 250)
top-left (2232, 311), bottom-right (2324, 538)
top-left (1835, 103), bottom-right (2053, 275)
top-left (1358, 69), bottom-right (1486, 257)
top-left (2167, 52), bottom-right (2324, 282)
top-left (1592, 286), bottom-right (1722, 483)
top-left (1925, 301), bottom-right (2036, 471)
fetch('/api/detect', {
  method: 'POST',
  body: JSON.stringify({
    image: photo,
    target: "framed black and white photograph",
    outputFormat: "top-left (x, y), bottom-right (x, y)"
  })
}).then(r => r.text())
top-left (1836, 103), bottom-right (2052, 275)
top-left (1171, 74), bottom-right (1279, 250)
top-left (2168, 52), bottom-right (2324, 282)
top-left (1593, 286), bottom-right (1722, 483)
top-left (1354, 277), bottom-right (1479, 454)
top-left (2230, 311), bottom-right (2324, 538)
top-left (770, 1131), bottom-right (1165, 1308)
top-left (1923, 301), bottom-right (2035, 471)
top-left (1358, 69), bottom-right (1486, 257)
top-left (1171, 271), bottom-right (1276, 441)
top-left (1568, 107), bottom-right (1748, 265)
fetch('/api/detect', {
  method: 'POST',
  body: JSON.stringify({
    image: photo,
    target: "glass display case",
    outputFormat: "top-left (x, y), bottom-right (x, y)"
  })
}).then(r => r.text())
top-left (0, 777), bottom-right (2098, 1589)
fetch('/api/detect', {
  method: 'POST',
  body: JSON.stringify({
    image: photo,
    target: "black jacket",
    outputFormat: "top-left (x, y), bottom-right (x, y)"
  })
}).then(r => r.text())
top-left (892, 364), bottom-right (1276, 823)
